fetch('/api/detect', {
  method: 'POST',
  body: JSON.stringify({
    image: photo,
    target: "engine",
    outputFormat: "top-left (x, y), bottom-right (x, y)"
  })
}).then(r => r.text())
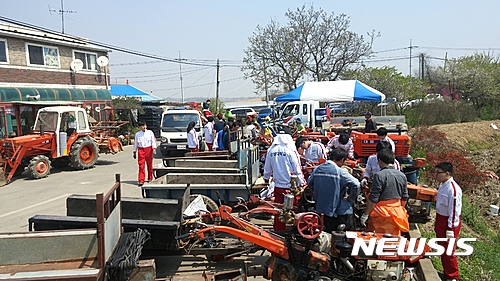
top-left (365, 260), bottom-right (404, 281)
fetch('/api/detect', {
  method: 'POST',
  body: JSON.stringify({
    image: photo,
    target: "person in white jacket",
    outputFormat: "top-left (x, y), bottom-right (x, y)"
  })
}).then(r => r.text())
top-left (263, 134), bottom-right (305, 232)
top-left (204, 116), bottom-right (215, 151)
top-left (186, 121), bottom-right (199, 152)
top-left (434, 162), bottom-right (462, 281)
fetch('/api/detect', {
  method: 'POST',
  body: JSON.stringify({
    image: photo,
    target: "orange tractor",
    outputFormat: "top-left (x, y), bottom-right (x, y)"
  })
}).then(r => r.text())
top-left (0, 106), bottom-right (122, 185)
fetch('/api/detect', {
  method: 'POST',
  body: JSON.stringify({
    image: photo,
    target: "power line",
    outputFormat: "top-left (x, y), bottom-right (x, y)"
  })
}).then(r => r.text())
top-left (113, 66), bottom-right (211, 79)
top-left (151, 76), bottom-right (244, 92)
top-left (419, 46), bottom-right (500, 51)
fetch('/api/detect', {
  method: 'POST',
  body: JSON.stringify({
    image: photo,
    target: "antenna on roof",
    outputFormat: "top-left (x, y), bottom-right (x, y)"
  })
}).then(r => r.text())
top-left (48, 0), bottom-right (77, 34)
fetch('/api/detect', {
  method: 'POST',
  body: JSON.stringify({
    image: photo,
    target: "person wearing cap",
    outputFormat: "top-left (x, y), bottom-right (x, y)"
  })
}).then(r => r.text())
top-left (294, 117), bottom-right (306, 135)
top-left (364, 111), bottom-right (377, 133)
top-left (377, 127), bottom-right (395, 153)
top-left (224, 108), bottom-right (233, 119)
top-left (133, 121), bottom-right (157, 186)
top-left (295, 136), bottom-right (327, 163)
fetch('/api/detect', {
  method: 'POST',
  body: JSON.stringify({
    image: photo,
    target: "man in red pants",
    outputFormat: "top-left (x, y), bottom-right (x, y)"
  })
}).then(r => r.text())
top-left (133, 122), bottom-right (157, 186)
top-left (434, 162), bottom-right (462, 281)
top-left (263, 134), bottom-right (305, 232)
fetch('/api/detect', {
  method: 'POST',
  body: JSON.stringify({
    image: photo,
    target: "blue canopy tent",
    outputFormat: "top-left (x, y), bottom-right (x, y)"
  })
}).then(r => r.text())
top-left (275, 80), bottom-right (385, 102)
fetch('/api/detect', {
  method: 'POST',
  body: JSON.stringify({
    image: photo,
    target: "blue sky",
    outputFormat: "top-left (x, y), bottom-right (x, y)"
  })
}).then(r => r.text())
top-left (2, 0), bottom-right (500, 101)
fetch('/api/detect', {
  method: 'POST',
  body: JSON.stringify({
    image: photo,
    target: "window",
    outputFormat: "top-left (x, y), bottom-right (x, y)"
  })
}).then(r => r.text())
top-left (0, 39), bottom-right (7, 63)
top-left (78, 111), bottom-right (87, 130)
top-left (281, 104), bottom-right (299, 118)
top-left (303, 104), bottom-right (308, 115)
top-left (27, 44), bottom-right (60, 67)
top-left (73, 51), bottom-right (97, 71)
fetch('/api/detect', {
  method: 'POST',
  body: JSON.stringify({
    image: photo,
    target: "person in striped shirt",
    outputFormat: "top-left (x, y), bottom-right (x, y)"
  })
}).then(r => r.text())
top-left (434, 162), bottom-right (462, 281)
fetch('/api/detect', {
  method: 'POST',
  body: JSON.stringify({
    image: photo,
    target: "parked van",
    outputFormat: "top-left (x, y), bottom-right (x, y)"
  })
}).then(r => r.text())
top-left (159, 109), bottom-right (204, 157)
top-left (278, 100), bottom-right (320, 128)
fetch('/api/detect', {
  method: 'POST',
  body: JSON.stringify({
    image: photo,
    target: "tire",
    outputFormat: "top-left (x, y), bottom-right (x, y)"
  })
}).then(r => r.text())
top-left (70, 137), bottom-right (99, 169)
top-left (189, 194), bottom-right (219, 213)
top-left (27, 155), bottom-right (51, 179)
top-left (51, 157), bottom-right (71, 169)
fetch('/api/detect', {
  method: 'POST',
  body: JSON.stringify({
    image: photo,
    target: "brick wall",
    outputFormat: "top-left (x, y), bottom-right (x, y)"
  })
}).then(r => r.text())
top-left (1, 37), bottom-right (109, 86)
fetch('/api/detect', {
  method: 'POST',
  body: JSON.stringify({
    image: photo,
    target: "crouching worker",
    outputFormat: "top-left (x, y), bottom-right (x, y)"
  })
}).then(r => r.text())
top-left (308, 148), bottom-right (360, 232)
top-left (360, 149), bottom-right (409, 235)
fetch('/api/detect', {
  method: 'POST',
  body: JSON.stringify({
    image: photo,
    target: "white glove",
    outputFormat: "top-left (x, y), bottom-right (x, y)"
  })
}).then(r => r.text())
top-left (360, 214), bottom-right (369, 227)
top-left (446, 230), bottom-right (455, 239)
top-left (360, 178), bottom-right (368, 187)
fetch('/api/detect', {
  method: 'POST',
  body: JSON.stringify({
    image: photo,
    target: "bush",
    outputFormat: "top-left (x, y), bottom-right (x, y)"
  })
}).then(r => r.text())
top-left (423, 149), bottom-right (487, 193)
top-left (410, 126), bottom-right (487, 192)
top-left (406, 100), bottom-right (478, 127)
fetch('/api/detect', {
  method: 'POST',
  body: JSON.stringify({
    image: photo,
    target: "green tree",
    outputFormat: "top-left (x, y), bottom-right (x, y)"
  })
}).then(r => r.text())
top-left (208, 97), bottom-right (225, 116)
top-left (341, 66), bottom-right (429, 114)
top-left (111, 97), bottom-right (144, 131)
top-left (243, 4), bottom-right (378, 95)
top-left (429, 53), bottom-right (500, 118)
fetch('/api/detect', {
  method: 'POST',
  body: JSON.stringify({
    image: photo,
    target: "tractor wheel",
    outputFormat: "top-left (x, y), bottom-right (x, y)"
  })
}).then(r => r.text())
top-left (271, 264), bottom-right (297, 281)
top-left (70, 137), bottom-right (99, 170)
top-left (51, 157), bottom-right (71, 169)
top-left (189, 194), bottom-right (219, 213)
top-left (27, 155), bottom-right (51, 179)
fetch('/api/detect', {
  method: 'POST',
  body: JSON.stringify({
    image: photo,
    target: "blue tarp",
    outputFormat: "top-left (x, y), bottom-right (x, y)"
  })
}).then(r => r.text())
top-left (275, 80), bottom-right (385, 102)
top-left (110, 84), bottom-right (162, 102)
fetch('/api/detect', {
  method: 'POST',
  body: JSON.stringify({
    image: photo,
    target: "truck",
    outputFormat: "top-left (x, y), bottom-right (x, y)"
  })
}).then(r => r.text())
top-left (0, 106), bottom-right (122, 185)
top-left (278, 100), bottom-right (320, 128)
top-left (159, 109), bottom-right (205, 157)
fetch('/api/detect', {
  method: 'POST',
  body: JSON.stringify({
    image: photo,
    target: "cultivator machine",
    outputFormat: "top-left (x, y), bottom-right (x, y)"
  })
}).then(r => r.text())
top-left (177, 193), bottom-right (429, 281)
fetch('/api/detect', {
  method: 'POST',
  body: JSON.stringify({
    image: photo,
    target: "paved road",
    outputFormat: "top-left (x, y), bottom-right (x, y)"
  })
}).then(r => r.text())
top-left (0, 145), bottom-right (272, 280)
top-left (0, 144), bottom-right (162, 232)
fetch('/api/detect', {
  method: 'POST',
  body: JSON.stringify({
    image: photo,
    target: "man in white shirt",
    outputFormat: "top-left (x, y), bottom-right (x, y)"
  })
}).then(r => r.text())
top-left (204, 116), bottom-right (215, 151)
top-left (295, 136), bottom-right (327, 163)
top-left (133, 121), bottom-right (157, 186)
top-left (434, 162), bottom-right (462, 281)
top-left (263, 134), bottom-right (305, 232)
top-left (361, 141), bottom-right (400, 187)
top-left (377, 127), bottom-right (395, 153)
top-left (326, 133), bottom-right (354, 159)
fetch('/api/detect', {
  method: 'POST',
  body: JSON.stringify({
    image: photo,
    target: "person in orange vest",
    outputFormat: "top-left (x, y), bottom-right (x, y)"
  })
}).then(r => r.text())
top-left (360, 149), bottom-right (409, 235)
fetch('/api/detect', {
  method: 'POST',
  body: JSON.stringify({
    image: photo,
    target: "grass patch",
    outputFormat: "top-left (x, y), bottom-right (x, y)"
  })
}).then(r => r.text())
top-left (465, 141), bottom-right (495, 152)
top-left (419, 197), bottom-right (499, 280)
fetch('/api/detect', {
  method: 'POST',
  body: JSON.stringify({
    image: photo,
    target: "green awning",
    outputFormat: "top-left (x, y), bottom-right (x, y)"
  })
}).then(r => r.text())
top-left (0, 87), bottom-right (112, 102)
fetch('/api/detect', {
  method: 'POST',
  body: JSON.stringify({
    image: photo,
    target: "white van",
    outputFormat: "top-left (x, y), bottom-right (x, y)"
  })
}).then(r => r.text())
top-left (279, 100), bottom-right (320, 128)
top-left (159, 109), bottom-right (204, 157)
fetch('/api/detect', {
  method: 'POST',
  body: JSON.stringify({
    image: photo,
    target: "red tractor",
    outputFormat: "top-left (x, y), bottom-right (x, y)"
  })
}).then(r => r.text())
top-left (0, 106), bottom-right (122, 185)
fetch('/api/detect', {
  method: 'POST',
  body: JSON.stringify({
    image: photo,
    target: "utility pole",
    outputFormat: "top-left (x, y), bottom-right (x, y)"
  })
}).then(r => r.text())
top-left (49, 0), bottom-right (76, 34)
top-left (179, 52), bottom-right (184, 104)
top-left (408, 39), bottom-right (418, 87)
top-left (215, 59), bottom-right (220, 114)
top-left (420, 53), bottom-right (425, 80)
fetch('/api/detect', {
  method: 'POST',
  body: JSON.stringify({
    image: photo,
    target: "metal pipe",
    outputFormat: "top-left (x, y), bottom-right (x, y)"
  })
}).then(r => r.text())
top-left (340, 257), bottom-right (354, 272)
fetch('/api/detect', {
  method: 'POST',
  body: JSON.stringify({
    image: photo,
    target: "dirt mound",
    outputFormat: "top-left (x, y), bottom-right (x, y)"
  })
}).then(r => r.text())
top-left (432, 120), bottom-right (500, 230)
top-left (431, 120), bottom-right (500, 149)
